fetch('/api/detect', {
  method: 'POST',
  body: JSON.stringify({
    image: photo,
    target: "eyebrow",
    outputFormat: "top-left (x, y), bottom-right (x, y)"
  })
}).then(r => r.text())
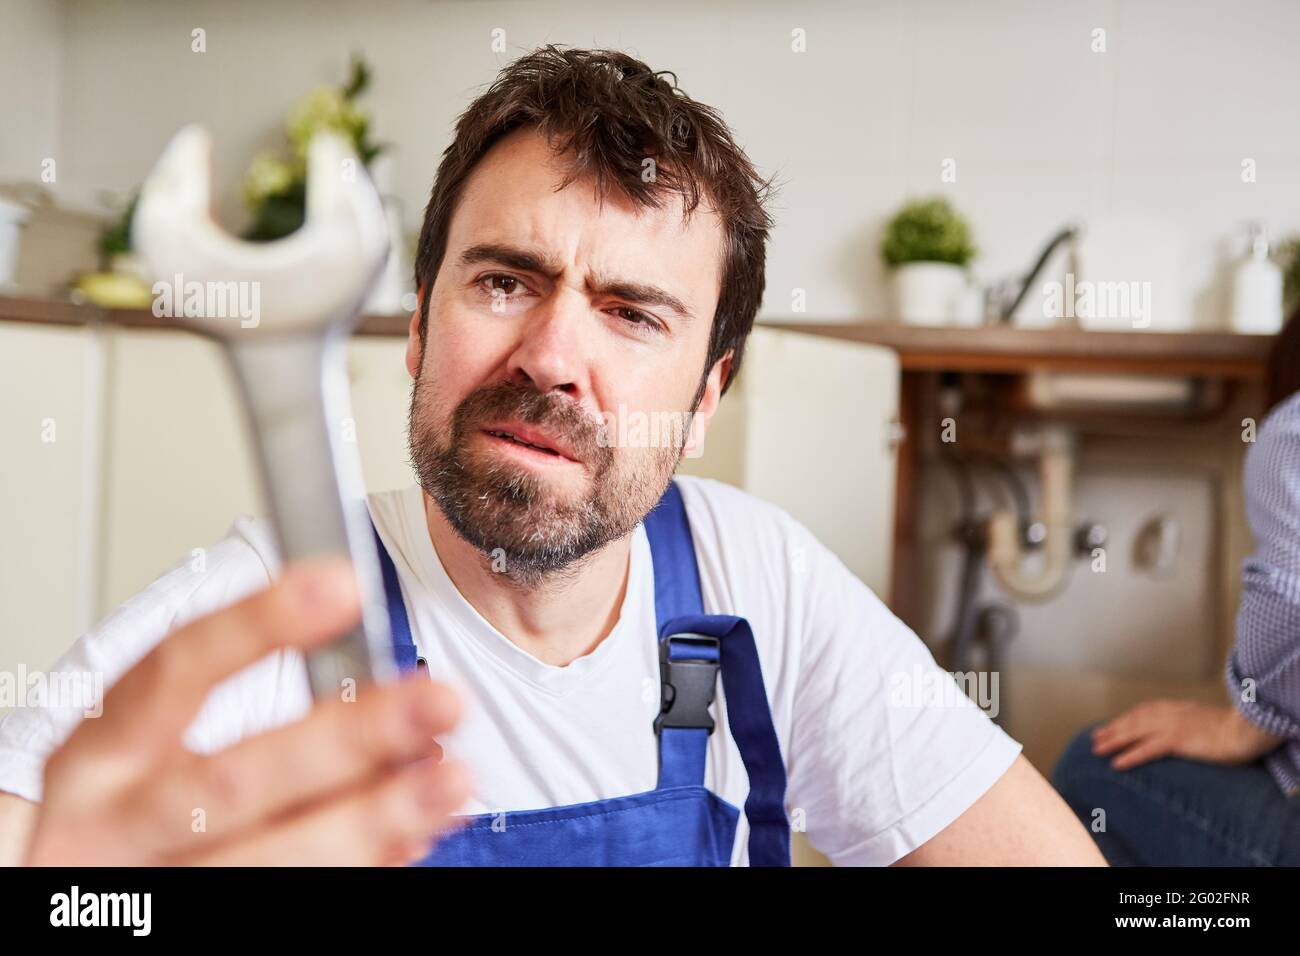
top-left (457, 242), bottom-right (695, 322)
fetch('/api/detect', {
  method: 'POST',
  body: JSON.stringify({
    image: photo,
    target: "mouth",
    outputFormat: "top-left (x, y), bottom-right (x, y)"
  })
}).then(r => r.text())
top-left (479, 423), bottom-right (582, 466)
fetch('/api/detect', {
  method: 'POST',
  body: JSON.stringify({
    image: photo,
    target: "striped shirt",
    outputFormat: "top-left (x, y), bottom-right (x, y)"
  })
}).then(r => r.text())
top-left (1226, 389), bottom-right (1300, 796)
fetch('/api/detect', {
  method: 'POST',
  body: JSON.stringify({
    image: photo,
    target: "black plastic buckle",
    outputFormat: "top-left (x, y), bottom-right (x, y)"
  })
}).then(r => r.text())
top-left (654, 633), bottom-right (720, 735)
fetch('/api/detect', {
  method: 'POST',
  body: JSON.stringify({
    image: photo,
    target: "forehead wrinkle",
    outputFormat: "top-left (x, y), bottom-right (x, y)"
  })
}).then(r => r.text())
top-left (451, 148), bottom-right (721, 323)
top-left (584, 270), bottom-right (694, 322)
top-left (457, 237), bottom-right (697, 322)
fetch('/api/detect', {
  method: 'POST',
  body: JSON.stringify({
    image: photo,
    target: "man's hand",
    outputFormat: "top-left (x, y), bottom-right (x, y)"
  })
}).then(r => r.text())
top-left (1091, 699), bottom-right (1283, 771)
top-left (22, 557), bottom-right (472, 866)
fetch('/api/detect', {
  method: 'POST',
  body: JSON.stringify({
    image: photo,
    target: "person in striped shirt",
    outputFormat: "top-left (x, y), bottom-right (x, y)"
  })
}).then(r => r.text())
top-left (1054, 304), bottom-right (1300, 865)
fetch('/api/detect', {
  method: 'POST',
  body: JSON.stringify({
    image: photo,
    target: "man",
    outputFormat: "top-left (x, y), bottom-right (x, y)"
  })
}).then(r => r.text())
top-left (0, 46), bottom-right (1103, 865)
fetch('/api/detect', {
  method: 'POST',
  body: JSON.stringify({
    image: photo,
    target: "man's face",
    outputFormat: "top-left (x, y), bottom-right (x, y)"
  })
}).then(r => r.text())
top-left (406, 126), bottom-right (729, 583)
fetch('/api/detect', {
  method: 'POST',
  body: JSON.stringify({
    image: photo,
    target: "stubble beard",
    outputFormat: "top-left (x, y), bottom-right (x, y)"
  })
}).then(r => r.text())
top-left (407, 373), bottom-right (682, 589)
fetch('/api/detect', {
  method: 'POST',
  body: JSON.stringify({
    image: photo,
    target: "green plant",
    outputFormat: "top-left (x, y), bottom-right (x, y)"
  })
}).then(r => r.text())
top-left (880, 196), bottom-right (976, 268)
top-left (243, 56), bottom-right (385, 242)
top-left (98, 193), bottom-right (138, 263)
top-left (1277, 235), bottom-right (1300, 313)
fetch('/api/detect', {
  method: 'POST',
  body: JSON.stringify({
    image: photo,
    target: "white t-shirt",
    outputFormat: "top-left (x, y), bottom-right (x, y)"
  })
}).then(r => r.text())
top-left (0, 476), bottom-right (1021, 865)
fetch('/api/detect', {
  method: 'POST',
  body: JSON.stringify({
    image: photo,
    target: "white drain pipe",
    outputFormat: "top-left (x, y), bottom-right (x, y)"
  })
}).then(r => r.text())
top-left (987, 425), bottom-right (1075, 600)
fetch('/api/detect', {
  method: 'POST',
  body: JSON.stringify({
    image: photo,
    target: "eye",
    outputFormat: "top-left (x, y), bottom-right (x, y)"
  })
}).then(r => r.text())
top-left (479, 272), bottom-right (528, 297)
top-left (609, 306), bottom-right (660, 332)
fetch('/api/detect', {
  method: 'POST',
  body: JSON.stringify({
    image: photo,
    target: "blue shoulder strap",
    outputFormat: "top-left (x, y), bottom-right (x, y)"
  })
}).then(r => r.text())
top-left (642, 480), bottom-right (792, 867)
top-left (374, 524), bottom-right (422, 673)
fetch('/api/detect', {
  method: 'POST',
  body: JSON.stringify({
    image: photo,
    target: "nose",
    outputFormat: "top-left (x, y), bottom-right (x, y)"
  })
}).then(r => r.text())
top-left (503, 291), bottom-right (592, 398)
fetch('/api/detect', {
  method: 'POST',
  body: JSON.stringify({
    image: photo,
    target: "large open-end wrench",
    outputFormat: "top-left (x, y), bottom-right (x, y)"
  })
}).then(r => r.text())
top-left (133, 125), bottom-right (396, 699)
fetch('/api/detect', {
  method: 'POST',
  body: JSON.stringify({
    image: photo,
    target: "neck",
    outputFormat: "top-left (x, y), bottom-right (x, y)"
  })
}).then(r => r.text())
top-left (420, 491), bottom-right (631, 666)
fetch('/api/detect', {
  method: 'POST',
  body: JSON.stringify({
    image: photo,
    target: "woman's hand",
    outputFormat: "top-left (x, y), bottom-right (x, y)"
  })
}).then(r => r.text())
top-left (23, 557), bottom-right (472, 866)
top-left (1091, 699), bottom-right (1284, 771)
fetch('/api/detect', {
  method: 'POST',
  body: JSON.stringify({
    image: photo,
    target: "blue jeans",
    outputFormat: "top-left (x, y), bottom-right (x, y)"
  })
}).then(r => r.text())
top-left (1052, 725), bottom-right (1300, 866)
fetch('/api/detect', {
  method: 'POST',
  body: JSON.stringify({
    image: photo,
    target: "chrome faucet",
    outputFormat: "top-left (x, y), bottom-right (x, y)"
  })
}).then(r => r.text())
top-left (989, 221), bottom-right (1085, 324)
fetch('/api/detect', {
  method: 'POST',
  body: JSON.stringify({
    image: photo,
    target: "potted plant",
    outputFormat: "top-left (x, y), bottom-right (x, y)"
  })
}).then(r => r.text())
top-left (240, 56), bottom-right (408, 313)
top-left (242, 56), bottom-right (385, 241)
top-left (71, 192), bottom-right (154, 308)
top-left (880, 197), bottom-right (976, 325)
top-left (1277, 234), bottom-right (1300, 315)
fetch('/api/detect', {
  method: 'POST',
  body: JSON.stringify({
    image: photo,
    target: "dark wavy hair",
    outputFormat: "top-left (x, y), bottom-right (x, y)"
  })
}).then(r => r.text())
top-left (412, 45), bottom-right (777, 396)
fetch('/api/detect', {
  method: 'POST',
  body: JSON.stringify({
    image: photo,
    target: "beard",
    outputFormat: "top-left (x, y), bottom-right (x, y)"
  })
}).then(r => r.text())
top-left (408, 373), bottom-right (683, 587)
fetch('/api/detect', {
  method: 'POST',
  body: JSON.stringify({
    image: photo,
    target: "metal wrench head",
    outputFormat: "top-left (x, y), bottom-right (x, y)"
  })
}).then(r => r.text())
top-left (133, 124), bottom-right (390, 337)
top-left (131, 125), bottom-right (399, 697)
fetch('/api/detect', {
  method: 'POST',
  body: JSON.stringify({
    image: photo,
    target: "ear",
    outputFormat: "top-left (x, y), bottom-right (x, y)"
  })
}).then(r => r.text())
top-left (405, 285), bottom-right (425, 380)
top-left (683, 350), bottom-right (733, 458)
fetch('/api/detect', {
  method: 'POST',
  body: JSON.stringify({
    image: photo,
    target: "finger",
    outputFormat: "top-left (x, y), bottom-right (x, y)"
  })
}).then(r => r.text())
top-left (1091, 707), bottom-right (1158, 752)
top-left (186, 757), bottom-right (474, 867)
top-left (1090, 723), bottom-right (1119, 746)
top-left (1091, 714), bottom-right (1135, 744)
top-left (1110, 738), bottom-right (1170, 771)
top-left (380, 835), bottom-right (449, 868)
top-left (1092, 729), bottom-right (1141, 756)
top-left (127, 676), bottom-right (462, 850)
top-left (1092, 721), bottom-right (1146, 755)
top-left (69, 557), bottom-right (361, 764)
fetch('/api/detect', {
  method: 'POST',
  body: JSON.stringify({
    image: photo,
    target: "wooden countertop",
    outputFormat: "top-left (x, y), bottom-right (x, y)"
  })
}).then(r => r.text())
top-left (1, 295), bottom-right (1273, 379)
top-left (764, 320), bottom-right (1273, 379)
top-left (0, 293), bottom-right (413, 338)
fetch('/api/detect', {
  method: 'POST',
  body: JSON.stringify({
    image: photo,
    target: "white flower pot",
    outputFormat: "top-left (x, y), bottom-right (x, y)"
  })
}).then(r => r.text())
top-left (893, 261), bottom-right (966, 326)
top-left (0, 197), bottom-right (30, 289)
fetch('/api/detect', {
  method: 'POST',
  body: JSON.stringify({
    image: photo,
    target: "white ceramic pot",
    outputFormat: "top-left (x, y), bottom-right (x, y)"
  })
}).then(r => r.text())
top-left (893, 261), bottom-right (966, 326)
top-left (0, 197), bottom-right (31, 289)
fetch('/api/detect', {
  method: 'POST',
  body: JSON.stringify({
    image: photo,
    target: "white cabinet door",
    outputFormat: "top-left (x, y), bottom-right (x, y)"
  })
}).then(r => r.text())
top-left (99, 329), bottom-right (262, 610)
top-left (679, 327), bottom-right (900, 596)
top-left (98, 331), bottom-right (418, 612)
top-left (0, 324), bottom-right (99, 680)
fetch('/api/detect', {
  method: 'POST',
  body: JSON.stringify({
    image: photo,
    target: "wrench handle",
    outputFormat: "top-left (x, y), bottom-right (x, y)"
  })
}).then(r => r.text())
top-left (225, 334), bottom-right (396, 700)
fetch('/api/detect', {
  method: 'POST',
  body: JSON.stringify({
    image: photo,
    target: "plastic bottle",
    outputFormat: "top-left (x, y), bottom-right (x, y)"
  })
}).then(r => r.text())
top-left (1230, 223), bottom-right (1283, 334)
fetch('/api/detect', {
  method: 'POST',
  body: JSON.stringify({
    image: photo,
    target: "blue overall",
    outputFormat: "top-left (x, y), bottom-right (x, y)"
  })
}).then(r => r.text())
top-left (372, 480), bottom-right (791, 866)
